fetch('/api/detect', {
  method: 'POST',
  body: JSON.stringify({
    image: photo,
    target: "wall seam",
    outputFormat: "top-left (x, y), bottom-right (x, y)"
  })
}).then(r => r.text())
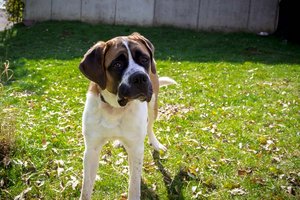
top-left (273, 1), bottom-right (279, 32)
top-left (196, 0), bottom-right (201, 30)
top-left (80, 0), bottom-right (82, 21)
top-left (246, 0), bottom-right (252, 31)
top-left (153, 0), bottom-right (156, 26)
top-left (50, 0), bottom-right (53, 20)
top-left (113, 0), bottom-right (117, 25)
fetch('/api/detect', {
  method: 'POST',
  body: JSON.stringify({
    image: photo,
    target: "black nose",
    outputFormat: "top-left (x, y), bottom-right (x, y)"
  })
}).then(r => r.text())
top-left (129, 72), bottom-right (148, 86)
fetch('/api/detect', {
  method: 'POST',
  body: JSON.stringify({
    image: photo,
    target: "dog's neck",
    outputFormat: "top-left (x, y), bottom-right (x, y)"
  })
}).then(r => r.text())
top-left (100, 94), bottom-right (107, 104)
top-left (100, 89), bottom-right (124, 108)
top-left (88, 82), bottom-right (120, 108)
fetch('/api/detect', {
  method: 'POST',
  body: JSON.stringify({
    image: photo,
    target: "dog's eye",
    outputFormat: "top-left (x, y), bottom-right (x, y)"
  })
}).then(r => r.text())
top-left (112, 61), bottom-right (123, 70)
top-left (140, 57), bottom-right (149, 65)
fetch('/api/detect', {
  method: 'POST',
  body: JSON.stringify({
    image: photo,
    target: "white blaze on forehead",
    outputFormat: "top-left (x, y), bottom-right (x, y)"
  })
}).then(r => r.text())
top-left (120, 39), bottom-right (148, 86)
top-left (122, 39), bottom-right (134, 62)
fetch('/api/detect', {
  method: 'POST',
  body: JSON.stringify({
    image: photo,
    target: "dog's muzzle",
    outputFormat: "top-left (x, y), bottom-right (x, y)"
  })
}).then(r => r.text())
top-left (118, 72), bottom-right (153, 106)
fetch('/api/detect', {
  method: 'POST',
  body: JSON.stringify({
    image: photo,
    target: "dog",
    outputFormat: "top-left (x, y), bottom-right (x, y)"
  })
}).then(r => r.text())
top-left (79, 33), bottom-right (176, 200)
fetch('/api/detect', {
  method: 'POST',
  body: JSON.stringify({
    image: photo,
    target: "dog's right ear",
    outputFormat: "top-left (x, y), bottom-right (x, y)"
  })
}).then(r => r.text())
top-left (79, 42), bottom-right (107, 90)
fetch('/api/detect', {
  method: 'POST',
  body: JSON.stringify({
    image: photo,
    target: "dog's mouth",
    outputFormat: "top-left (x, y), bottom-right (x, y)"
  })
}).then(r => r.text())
top-left (118, 85), bottom-right (153, 107)
top-left (118, 92), bottom-right (152, 107)
top-left (117, 72), bottom-right (153, 107)
top-left (118, 98), bottom-right (129, 107)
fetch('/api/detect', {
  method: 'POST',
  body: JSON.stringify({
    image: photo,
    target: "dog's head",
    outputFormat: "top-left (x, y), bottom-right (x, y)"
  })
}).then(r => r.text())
top-left (79, 33), bottom-right (156, 107)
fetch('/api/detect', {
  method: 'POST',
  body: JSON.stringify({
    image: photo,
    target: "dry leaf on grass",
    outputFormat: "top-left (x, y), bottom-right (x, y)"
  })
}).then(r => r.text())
top-left (158, 104), bottom-right (194, 120)
top-left (228, 187), bottom-right (248, 196)
top-left (238, 168), bottom-right (253, 176)
top-left (14, 187), bottom-right (32, 200)
top-left (251, 177), bottom-right (266, 186)
top-left (281, 186), bottom-right (296, 196)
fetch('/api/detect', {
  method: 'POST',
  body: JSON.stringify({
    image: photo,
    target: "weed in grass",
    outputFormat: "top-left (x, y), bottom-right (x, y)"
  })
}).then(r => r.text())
top-left (0, 60), bottom-right (13, 85)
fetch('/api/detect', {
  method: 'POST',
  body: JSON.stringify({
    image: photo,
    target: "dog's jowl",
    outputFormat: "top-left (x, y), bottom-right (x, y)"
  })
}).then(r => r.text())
top-left (79, 33), bottom-right (176, 200)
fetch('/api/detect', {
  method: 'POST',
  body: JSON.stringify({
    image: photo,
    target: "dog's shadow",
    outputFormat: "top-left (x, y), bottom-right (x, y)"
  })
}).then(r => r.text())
top-left (141, 151), bottom-right (190, 200)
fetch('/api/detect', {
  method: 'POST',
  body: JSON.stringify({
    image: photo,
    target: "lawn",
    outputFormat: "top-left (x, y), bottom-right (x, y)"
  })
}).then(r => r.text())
top-left (0, 21), bottom-right (300, 199)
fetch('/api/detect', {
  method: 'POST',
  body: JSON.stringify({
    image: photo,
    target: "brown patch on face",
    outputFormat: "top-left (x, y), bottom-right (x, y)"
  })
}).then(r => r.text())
top-left (103, 37), bottom-right (128, 94)
top-left (128, 32), bottom-right (156, 74)
top-left (127, 40), bottom-right (152, 74)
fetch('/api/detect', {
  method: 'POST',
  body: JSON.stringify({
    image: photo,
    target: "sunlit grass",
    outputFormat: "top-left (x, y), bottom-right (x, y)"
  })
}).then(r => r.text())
top-left (0, 21), bottom-right (299, 199)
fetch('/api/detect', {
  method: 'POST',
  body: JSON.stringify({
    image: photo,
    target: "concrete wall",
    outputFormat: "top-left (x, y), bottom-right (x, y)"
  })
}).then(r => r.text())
top-left (154, 0), bottom-right (200, 29)
top-left (198, 0), bottom-right (250, 31)
top-left (25, 0), bottom-right (52, 21)
top-left (24, 0), bottom-right (279, 33)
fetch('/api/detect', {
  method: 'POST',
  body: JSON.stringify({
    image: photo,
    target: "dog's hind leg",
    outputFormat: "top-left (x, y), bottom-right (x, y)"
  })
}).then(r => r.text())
top-left (147, 95), bottom-right (167, 151)
top-left (80, 138), bottom-right (106, 200)
top-left (148, 118), bottom-right (167, 151)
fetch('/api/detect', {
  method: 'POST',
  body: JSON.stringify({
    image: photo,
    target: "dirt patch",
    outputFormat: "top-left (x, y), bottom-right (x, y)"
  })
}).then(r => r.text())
top-left (0, 108), bottom-right (16, 167)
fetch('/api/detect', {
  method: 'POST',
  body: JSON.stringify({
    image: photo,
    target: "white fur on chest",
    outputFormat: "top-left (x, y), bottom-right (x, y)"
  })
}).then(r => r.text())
top-left (82, 92), bottom-right (148, 141)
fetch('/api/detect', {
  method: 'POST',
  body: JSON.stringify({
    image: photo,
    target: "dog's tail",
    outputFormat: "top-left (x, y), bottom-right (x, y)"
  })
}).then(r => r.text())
top-left (159, 77), bottom-right (177, 87)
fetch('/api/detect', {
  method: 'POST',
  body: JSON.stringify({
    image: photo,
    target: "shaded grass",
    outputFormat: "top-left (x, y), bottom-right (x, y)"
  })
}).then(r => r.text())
top-left (0, 21), bottom-right (300, 199)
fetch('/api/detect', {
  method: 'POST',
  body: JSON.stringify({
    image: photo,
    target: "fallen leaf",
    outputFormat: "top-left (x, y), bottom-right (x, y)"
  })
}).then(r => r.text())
top-left (238, 168), bottom-right (253, 176)
top-left (54, 159), bottom-right (64, 167)
top-left (251, 177), bottom-right (266, 186)
top-left (229, 187), bottom-right (248, 196)
top-left (219, 158), bottom-right (233, 164)
top-left (203, 177), bottom-right (216, 189)
top-left (258, 136), bottom-right (267, 145)
top-left (238, 143), bottom-right (243, 149)
top-left (192, 186), bottom-right (197, 193)
top-left (271, 156), bottom-right (281, 163)
top-left (115, 158), bottom-right (124, 165)
top-left (120, 192), bottom-right (128, 200)
top-left (281, 186), bottom-right (296, 196)
top-left (95, 175), bottom-right (101, 181)
top-left (224, 181), bottom-right (240, 189)
top-left (57, 167), bottom-right (64, 177)
top-left (70, 175), bottom-right (79, 190)
top-left (14, 187), bottom-right (32, 200)
top-left (35, 180), bottom-right (45, 187)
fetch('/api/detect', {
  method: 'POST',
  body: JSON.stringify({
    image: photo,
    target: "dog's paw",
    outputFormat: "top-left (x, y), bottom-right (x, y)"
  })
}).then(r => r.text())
top-left (113, 140), bottom-right (123, 148)
top-left (148, 132), bottom-right (167, 152)
top-left (150, 140), bottom-right (167, 152)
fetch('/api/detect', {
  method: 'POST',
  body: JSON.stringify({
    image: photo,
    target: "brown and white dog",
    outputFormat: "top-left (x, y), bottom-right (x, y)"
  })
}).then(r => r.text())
top-left (79, 33), bottom-right (176, 200)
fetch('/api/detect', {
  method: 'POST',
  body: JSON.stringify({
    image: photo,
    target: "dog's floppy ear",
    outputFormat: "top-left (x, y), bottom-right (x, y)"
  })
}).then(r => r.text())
top-left (130, 32), bottom-right (156, 74)
top-left (79, 42), bottom-right (107, 89)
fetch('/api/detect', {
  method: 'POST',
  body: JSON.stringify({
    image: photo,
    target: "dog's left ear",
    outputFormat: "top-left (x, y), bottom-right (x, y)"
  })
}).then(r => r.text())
top-left (130, 32), bottom-right (156, 74)
top-left (79, 42), bottom-right (107, 89)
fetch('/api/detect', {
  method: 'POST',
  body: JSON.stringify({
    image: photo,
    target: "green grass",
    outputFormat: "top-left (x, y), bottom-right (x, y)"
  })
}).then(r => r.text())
top-left (0, 21), bottom-right (300, 199)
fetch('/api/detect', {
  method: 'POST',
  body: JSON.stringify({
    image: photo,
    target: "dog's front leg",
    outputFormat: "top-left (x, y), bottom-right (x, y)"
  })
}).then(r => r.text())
top-left (80, 140), bottom-right (105, 200)
top-left (126, 144), bottom-right (145, 200)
